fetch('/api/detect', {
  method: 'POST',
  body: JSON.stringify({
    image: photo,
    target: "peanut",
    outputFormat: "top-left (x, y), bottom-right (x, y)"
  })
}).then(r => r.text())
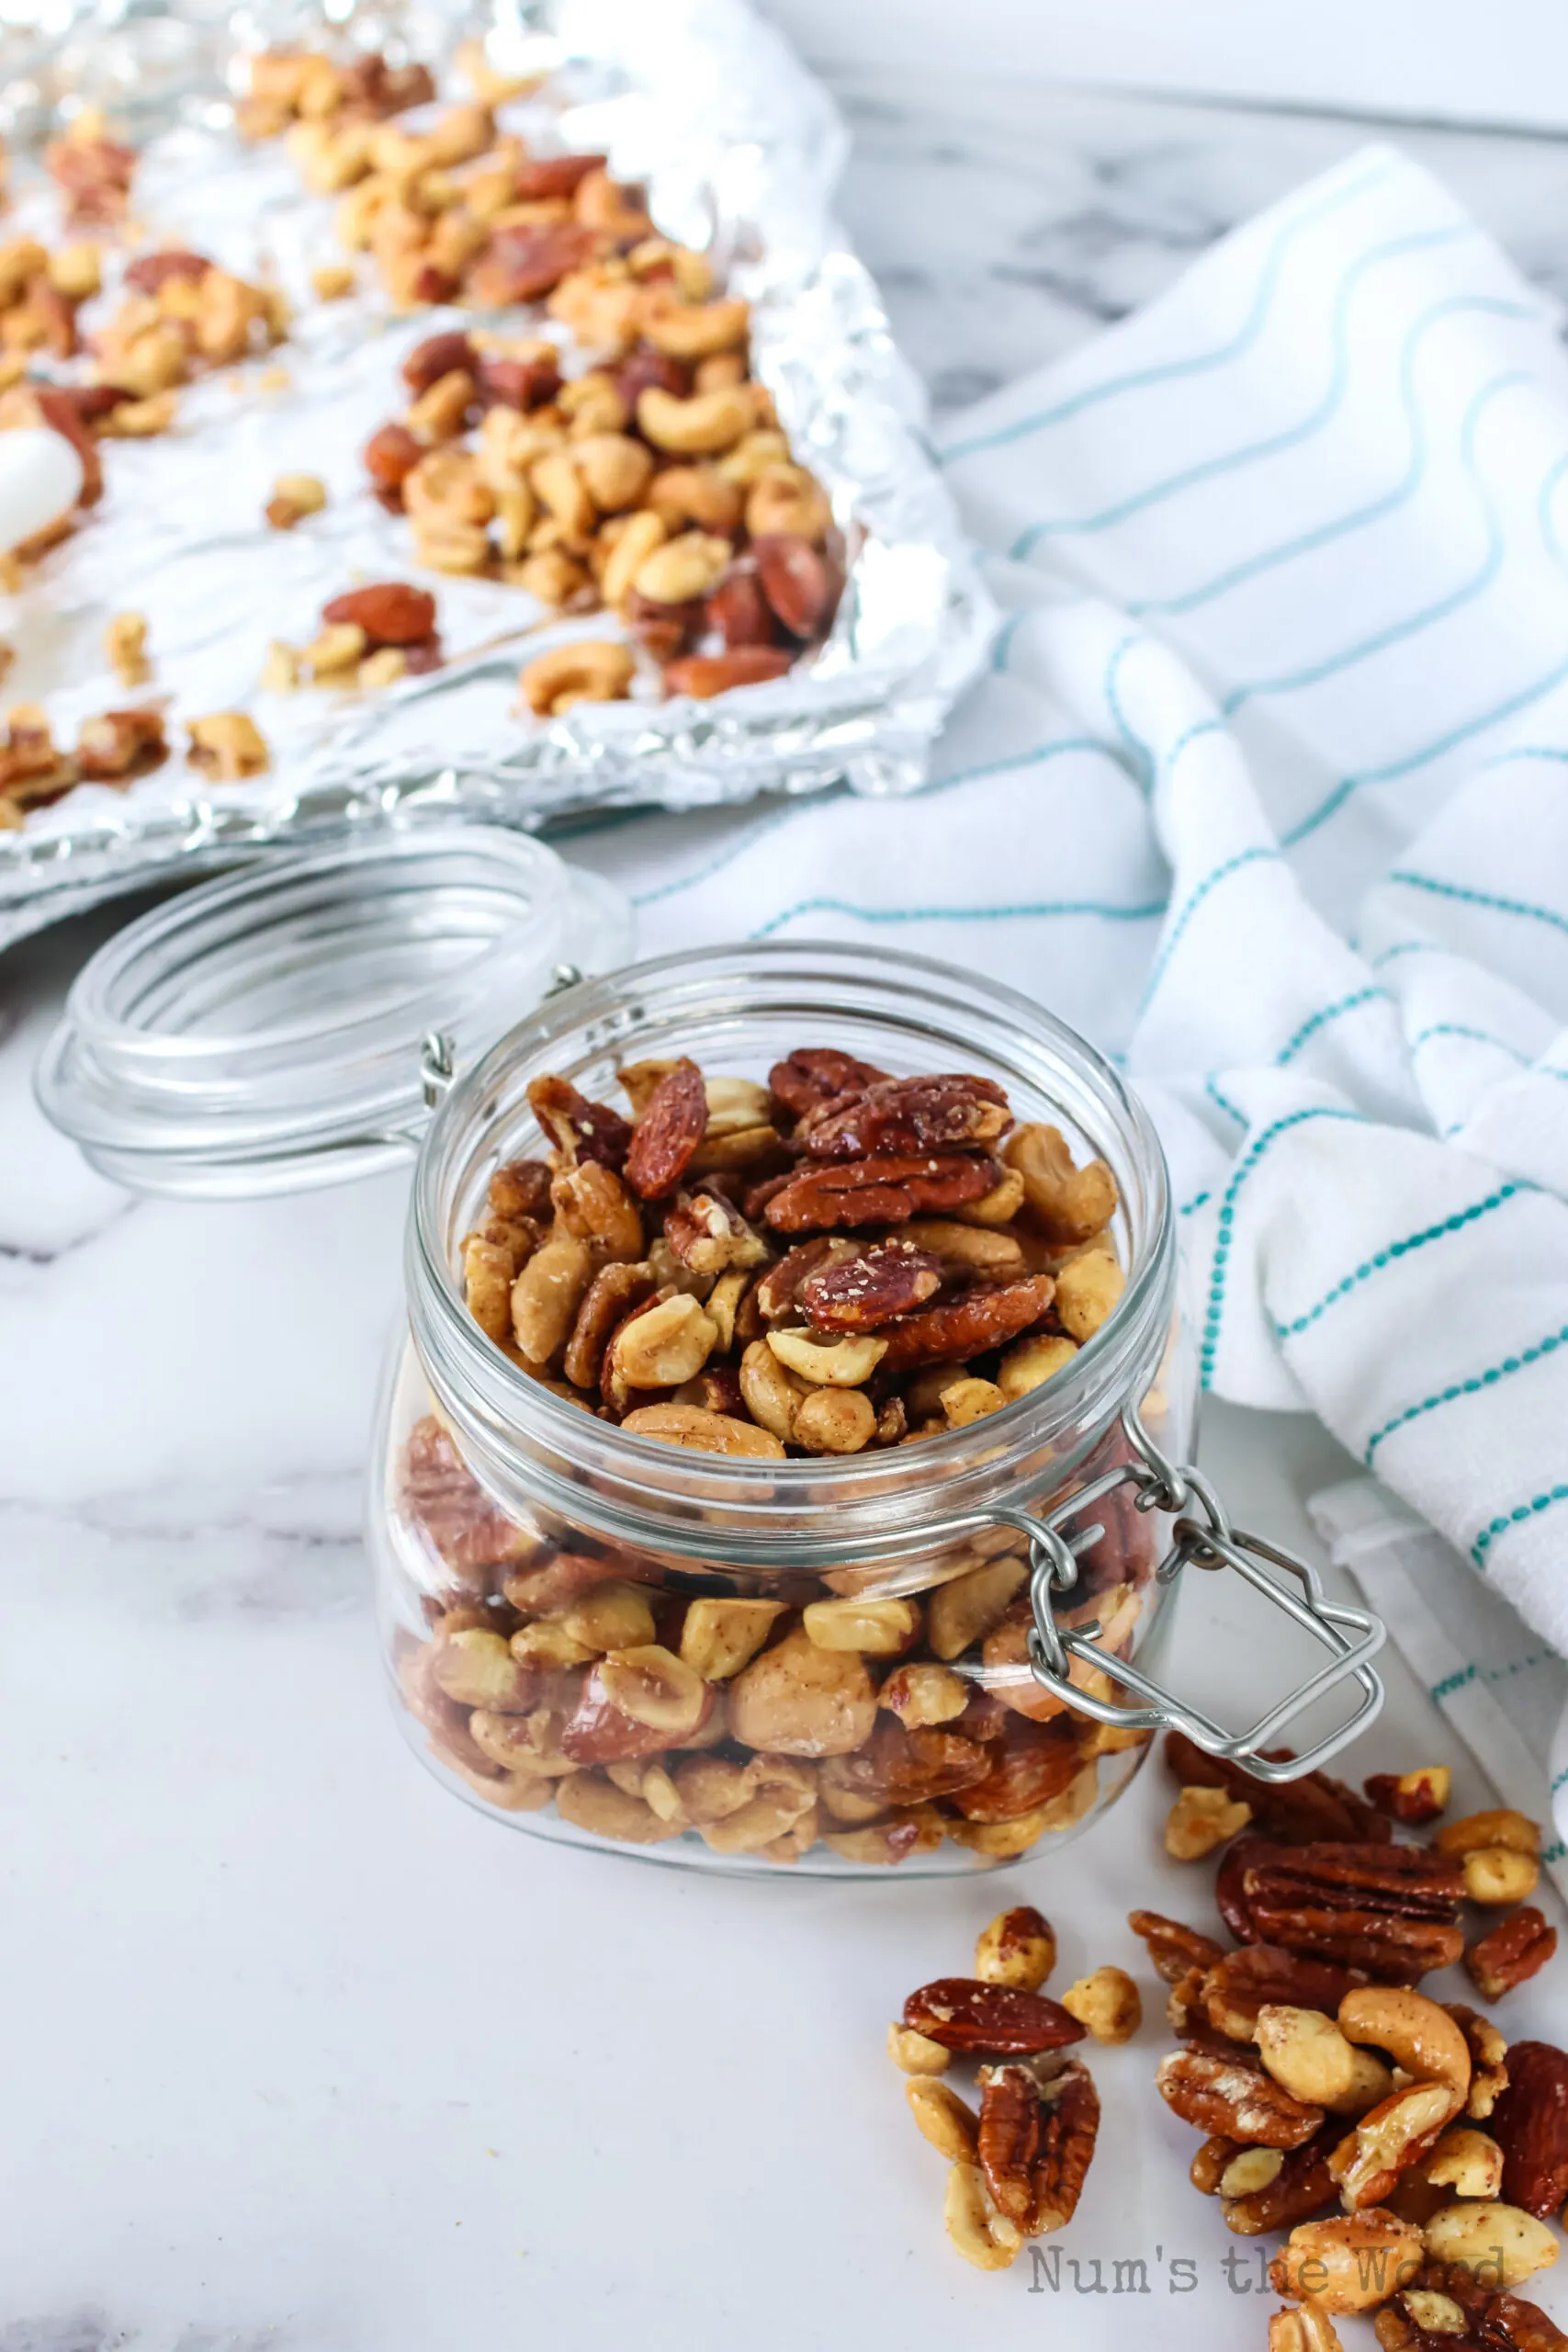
top-left (908, 2079), bottom-right (978, 2162)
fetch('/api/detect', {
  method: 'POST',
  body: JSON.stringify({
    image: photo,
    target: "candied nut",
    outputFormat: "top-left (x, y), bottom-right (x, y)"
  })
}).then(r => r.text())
top-left (976, 1906), bottom-right (1056, 1993)
top-left (738, 1337), bottom-right (808, 1441)
top-left (1436, 1808), bottom-right (1540, 1860)
top-left (358, 647), bottom-right (406, 690)
top-left (431, 1625), bottom-right (534, 1712)
top-left (766, 1326), bottom-right (886, 1386)
top-left (1331, 2082), bottom-right (1463, 2211)
top-left (1026, 2060), bottom-right (1101, 2235)
top-left (977, 2061), bottom-right (1043, 2223)
top-left (508, 1621), bottom-right (594, 1671)
top-left (745, 463), bottom-right (830, 542)
top-left (888, 2019), bottom-right (953, 2076)
top-left (941, 1377), bottom-right (1007, 1427)
top-left (96, 390), bottom-right (178, 437)
top-left (1466, 1909), bottom-right (1558, 2000)
top-left (551, 1160), bottom-right (645, 1261)
top-left (1365, 1767), bottom-right (1451, 1826)
top-left (1055, 1250), bottom-right (1124, 1342)
top-left (662, 648), bottom-right (798, 698)
top-left (1462, 1849), bottom-right (1541, 1907)
top-left (728, 1627), bottom-right (876, 1756)
top-left (560, 1261), bottom-right (654, 1389)
top-left (1269, 2211), bottom-right (1425, 2312)
top-left (304, 621), bottom-right (367, 677)
top-left (596, 1644), bottom-right (706, 1737)
top-left (104, 610), bottom-right (150, 686)
top-left (881, 1661), bottom-right (970, 1730)
top-left (75, 707), bottom-right (167, 783)
top-left (554, 1771), bottom-right (682, 1844)
top-left (1224, 2147), bottom-right (1288, 2199)
top-left (1167, 1782), bottom-right (1253, 1860)
top-left (877, 1274), bottom-right (1057, 1373)
top-left (624, 1058), bottom-right (707, 1200)
top-left (1061, 1967), bottom-right (1140, 2045)
top-left (1224, 2127), bottom-right (1342, 2239)
top-left (310, 262), bottom-right (355, 300)
top-left (1204, 1948), bottom-right (1365, 2045)
top-left (363, 422), bottom-right (423, 498)
top-left (641, 294), bottom-right (750, 359)
top-left (1156, 2050), bottom-right (1326, 2148)
top-left (1489, 2041), bottom-right (1568, 2217)
top-left (519, 639), bottom-right (636, 718)
top-left (637, 383), bottom-right (752, 455)
top-left (401, 330), bottom-right (478, 395)
top-left (944, 1806), bottom-right (1056, 1859)
top-left (608, 1292), bottom-right (719, 1387)
top-left (1240, 1840), bottom-right (1464, 1979)
top-left (678, 1596), bottom-right (784, 1680)
top-left (405, 367), bottom-right (477, 440)
top-left (49, 241), bottom-right (101, 300)
top-left (558, 1581), bottom-right (657, 1654)
top-left (1445, 2006), bottom-right (1509, 2125)
top-left (753, 533), bottom-right (837, 639)
top-left (322, 582), bottom-right (436, 646)
top-left (510, 1223), bottom-right (593, 1363)
top-left (633, 528), bottom-right (731, 605)
top-left (186, 711), bottom-right (268, 779)
top-left (904, 1980), bottom-right (1084, 2058)
top-left (793, 1385), bottom-right (876, 1453)
top-left (928, 1555), bottom-right (1028, 1661)
top-left (943, 2160), bottom-right (1021, 2271)
top-left (618, 1403), bottom-right (785, 1457)
top-left (997, 1333), bottom-right (1078, 1399)
top-left (1128, 1911), bottom-right (1227, 1985)
top-left (802, 1596), bottom-right (919, 1655)
top-left (1339, 1990), bottom-right (1474, 2104)
top-left (1004, 1123), bottom-right (1118, 1244)
top-left (1427, 2126), bottom-right (1505, 2199)
top-left (1424, 2201), bottom-right (1559, 2288)
top-left (908, 2078), bottom-right (978, 2162)
top-left (1258, 2007), bottom-right (1395, 2116)
top-left (1269, 2311), bottom-right (1344, 2352)
top-left (1192, 2135), bottom-right (1241, 2194)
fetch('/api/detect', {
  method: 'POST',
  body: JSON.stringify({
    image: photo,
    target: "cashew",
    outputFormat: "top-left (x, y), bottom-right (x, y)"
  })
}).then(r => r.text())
top-left (716, 427), bottom-right (790, 485)
top-left (519, 639), bottom-right (635, 718)
top-left (633, 529), bottom-right (732, 605)
top-left (644, 463), bottom-right (744, 536)
top-left (765, 1326), bottom-right (886, 1386)
top-left (1055, 1250), bottom-right (1125, 1341)
top-left (1337, 1987), bottom-right (1472, 2102)
top-left (1461, 1848), bottom-right (1541, 1905)
top-left (908, 2079), bottom-right (979, 2162)
top-left (637, 383), bottom-right (752, 455)
top-left (744, 462), bottom-right (831, 543)
top-left (1004, 1123), bottom-right (1119, 1244)
top-left (405, 446), bottom-right (493, 527)
top-left (1435, 1805), bottom-right (1540, 1857)
top-left (738, 1339), bottom-right (807, 1441)
top-left (1423, 2202), bottom-right (1559, 2287)
top-left (530, 445), bottom-right (595, 537)
top-left (943, 2162), bottom-right (1021, 2272)
top-left (641, 296), bottom-right (750, 359)
top-left (601, 509), bottom-right (667, 608)
top-left (927, 1555), bottom-right (1028, 1660)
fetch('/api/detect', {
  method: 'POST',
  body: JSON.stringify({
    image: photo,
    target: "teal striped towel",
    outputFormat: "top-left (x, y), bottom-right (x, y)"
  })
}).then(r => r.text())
top-left (590, 141), bottom-right (1568, 1826)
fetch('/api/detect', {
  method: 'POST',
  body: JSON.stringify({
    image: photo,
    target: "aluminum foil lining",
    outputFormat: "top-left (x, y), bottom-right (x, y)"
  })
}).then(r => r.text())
top-left (0, 0), bottom-right (997, 949)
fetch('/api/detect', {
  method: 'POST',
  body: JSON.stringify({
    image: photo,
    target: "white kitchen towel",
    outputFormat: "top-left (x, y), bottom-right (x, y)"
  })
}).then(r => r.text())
top-left (583, 144), bottom-right (1568, 1741)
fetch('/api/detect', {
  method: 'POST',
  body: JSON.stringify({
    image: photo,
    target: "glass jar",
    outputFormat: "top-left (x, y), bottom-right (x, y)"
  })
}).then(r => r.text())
top-left (39, 829), bottom-right (1387, 1877)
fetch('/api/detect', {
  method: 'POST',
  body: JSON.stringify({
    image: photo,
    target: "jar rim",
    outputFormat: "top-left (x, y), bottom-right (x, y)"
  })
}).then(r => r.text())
top-left (407, 939), bottom-right (1176, 1561)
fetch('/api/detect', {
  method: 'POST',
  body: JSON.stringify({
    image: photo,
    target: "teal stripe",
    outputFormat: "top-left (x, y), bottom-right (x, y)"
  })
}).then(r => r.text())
top-left (1282, 648), bottom-right (1568, 847)
top-left (1218, 368), bottom-right (1531, 717)
top-left (1160, 716), bottom-right (1226, 779)
top-left (1103, 633), bottom-right (1154, 784)
top-left (1128, 302), bottom-right (1538, 619)
top-left (1179, 1188), bottom-right (1213, 1217)
top-left (991, 610), bottom-right (1030, 673)
top-left (1275, 986), bottom-right (1391, 1066)
top-left (1008, 225), bottom-right (1475, 559)
top-left (1431, 1665), bottom-right (1477, 1702)
top-left (1472, 1482), bottom-right (1568, 1567)
top-left (631, 803), bottom-right (809, 908)
top-left (1205, 1074), bottom-right (1247, 1128)
top-left (1273, 1182), bottom-right (1521, 1337)
top-left (1551, 1764), bottom-right (1568, 1794)
top-left (1200, 1106), bottom-right (1365, 1386)
top-left (1539, 448), bottom-right (1568, 562)
top-left (1364, 1316), bottom-right (1568, 1464)
top-left (939, 152), bottom-right (1399, 466)
top-left (1544, 1838), bottom-right (1567, 1864)
top-left (1410, 1023), bottom-right (1529, 1061)
top-left (1382, 868), bottom-right (1568, 943)
top-left (749, 892), bottom-right (1167, 940)
top-left (1138, 844), bottom-right (1280, 1015)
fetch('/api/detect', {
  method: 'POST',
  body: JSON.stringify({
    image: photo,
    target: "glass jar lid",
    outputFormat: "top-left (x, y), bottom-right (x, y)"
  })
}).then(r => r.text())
top-left (35, 824), bottom-right (631, 1197)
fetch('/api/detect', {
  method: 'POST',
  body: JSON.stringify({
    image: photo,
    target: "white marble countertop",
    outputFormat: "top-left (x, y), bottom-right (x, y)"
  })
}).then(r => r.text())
top-left (3, 55), bottom-right (1567, 2352)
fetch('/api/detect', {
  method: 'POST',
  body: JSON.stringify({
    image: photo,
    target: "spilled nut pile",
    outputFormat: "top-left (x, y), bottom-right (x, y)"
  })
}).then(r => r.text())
top-left (889, 1902), bottom-right (1137, 2269)
top-left (394, 1044), bottom-right (1161, 1860)
top-left (887, 1732), bottom-right (1566, 2343)
top-left (1146, 1732), bottom-right (1565, 2348)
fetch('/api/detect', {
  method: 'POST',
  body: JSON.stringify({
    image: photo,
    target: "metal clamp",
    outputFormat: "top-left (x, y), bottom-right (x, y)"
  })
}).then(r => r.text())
top-left (1007, 1408), bottom-right (1385, 1781)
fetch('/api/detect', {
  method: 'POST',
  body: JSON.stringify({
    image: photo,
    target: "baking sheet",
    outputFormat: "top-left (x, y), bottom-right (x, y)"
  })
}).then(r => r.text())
top-left (0, 0), bottom-right (995, 947)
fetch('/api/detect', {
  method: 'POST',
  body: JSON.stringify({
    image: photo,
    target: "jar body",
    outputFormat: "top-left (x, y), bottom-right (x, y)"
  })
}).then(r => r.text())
top-left (369, 943), bottom-right (1199, 1874)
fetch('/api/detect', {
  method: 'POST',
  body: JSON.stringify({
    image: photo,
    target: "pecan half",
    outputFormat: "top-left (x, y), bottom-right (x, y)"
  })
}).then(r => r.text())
top-left (1201, 1944), bottom-right (1363, 2041)
top-left (755, 1238), bottom-right (862, 1320)
top-left (768, 1046), bottom-right (891, 1121)
top-left (1328, 2081), bottom-right (1462, 2211)
top-left (1156, 2049), bottom-right (1325, 2147)
top-left (625, 1057), bottom-right (708, 1199)
top-left (399, 1416), bottom-right (533, 1584)
top-left (977, 2063), bottom-right (1041, 2223)
top-left (1027, 2061), bottom-right (1100, 2234)
top-left (903, 1979), bottom-right (1086, 2058)
top-left (1240, 1842), bottom-right (1465, 1981)
top-left (1217, 1831), bottom-right (1277, 1942)
top-left (761, 1152), bottom-right (998, 1233)
top-left (876, 1274), bottom-right (1056, 1371)
top-left (800, 1073), bottom-right (1010, 1160)
top-left (1465, 1910), bottom-right (1558, 2001)
top-left (1488, 2041), bottom-right (1568, 2218)
top-left (1127, 1909), bottom-right (1227, 1984)
top-left (563, 1261), bottom-right (656, 1390)
top-left (526, 1074), bottom-right (633, 1171)
top-left (1165, 1730), bottom-right (1391, 1845)
top-left (1377, 2263), bottom-right (1568, 2352)
top-left (948, 1715), bottom-right (1081, 1823)
top-left (796, 1238), bottom-right (942, 1330)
